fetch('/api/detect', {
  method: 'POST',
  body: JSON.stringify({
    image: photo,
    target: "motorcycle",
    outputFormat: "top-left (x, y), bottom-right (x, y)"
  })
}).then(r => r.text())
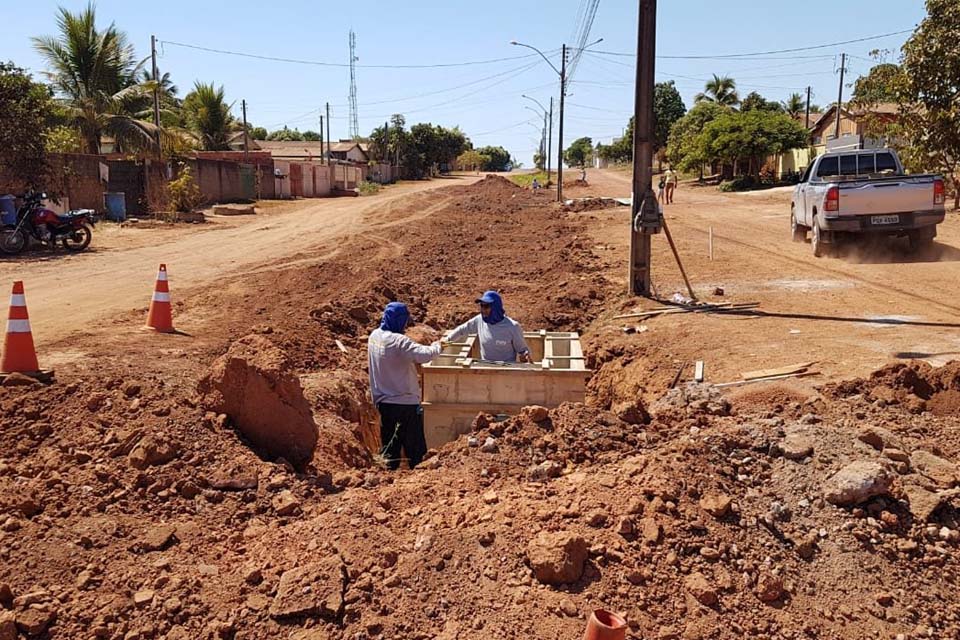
top-left (0, 191), bottom-right (96, 255)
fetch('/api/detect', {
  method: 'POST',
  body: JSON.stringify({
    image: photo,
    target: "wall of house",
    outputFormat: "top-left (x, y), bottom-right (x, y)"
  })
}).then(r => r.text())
top-left (346, 148), bottom-right (367, 163)
top-left (812, 113), bottom-right (860, 146)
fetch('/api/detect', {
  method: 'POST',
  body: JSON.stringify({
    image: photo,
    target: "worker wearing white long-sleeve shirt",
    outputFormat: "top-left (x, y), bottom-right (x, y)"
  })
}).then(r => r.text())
top-left (445, 291), bottom-right (531, 363)
top-left (368, 302), bottom-right (441, 469)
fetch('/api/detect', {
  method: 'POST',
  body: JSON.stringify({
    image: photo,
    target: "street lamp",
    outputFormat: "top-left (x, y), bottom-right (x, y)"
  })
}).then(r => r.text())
top-left (525, 116), bottom-right (545, 168)
top-left (522, 94), bottom-right (553, 184)
top-left (511, 37), bottom-right (603, 202)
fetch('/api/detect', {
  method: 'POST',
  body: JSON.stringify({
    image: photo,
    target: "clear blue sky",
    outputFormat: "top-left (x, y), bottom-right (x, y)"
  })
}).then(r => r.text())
top-left (9, 0), bottom-right (927, 165)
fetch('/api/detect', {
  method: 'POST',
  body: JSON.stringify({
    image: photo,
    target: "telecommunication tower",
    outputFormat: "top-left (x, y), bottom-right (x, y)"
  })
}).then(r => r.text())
top-left (348, 30), bottom-right (360, 139)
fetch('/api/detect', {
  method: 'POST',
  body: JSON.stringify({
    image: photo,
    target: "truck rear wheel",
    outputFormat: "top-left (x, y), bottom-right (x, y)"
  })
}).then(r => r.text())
top-left (812, 217), bottom-right (827, 258)
top-left (790, 209), bottom-right (807, 242)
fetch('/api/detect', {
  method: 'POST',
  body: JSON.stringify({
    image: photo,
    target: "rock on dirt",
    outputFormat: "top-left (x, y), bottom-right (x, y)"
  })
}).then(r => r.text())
top-left (128, 434), bottom-right (178, 469)
top-left (269, 557), bottom-right (347, 620)
top-left (526, 531), bottom-right (588, 585)
top-left (684, 572), bottom-right (718, 606)
top-left (652, 383), bottom-right (730, 417)
top-left (755, 573), bottom-right (785, 603)
top-left (198, 334), bottom-right (318, 467)
top-left (910, 450), bottom-right (959, 487)
top-left (823, 460), bottom-right (894, 506)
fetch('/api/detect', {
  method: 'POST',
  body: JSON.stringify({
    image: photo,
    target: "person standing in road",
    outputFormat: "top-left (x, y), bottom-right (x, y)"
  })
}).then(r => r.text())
top-left (368, 302), bottom-right (441, 470)
top-left (664, 167), bottom-right (678, 204)
top-left (657, 174), bottom-right (666, 203)
top-left (444, 291), bottom-right (532, 363)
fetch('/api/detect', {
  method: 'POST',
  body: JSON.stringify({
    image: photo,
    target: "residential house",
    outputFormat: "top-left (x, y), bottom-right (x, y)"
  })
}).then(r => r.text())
top-left (254, 140), bottom-right (369, 164)
top-left (809, 103), bottom-right (901, 155)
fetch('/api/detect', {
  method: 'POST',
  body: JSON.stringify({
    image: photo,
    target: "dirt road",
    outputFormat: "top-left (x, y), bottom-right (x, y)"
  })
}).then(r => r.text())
top-left (574, 168), bottom-right (960, 383)
top-left (0, 176), bottom-right (478, 348)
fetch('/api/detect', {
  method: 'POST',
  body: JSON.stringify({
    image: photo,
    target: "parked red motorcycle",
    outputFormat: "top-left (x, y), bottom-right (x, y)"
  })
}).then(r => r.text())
top-left (0, 191), bottom-right (96, 255)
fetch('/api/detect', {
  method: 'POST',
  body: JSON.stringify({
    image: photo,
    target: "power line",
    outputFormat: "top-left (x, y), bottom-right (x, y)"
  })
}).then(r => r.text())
top-left (566, 0), bottom-right (601, 82)
top-left (159, 39), bottom-right (544, 69)
top-left (588, 28), bottom-right (914, 60)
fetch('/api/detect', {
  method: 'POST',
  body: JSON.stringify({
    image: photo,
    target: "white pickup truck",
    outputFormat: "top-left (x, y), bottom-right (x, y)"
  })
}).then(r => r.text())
top-left (791, 149), bottom-right (945, 256)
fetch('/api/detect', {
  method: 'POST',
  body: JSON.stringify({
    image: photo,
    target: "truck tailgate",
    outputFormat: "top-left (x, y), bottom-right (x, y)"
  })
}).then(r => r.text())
top-left (837, 177), bottom-right (936, 217)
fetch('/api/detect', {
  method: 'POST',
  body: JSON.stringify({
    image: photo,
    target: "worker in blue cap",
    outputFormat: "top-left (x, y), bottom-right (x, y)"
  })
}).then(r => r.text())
top-left (444, 290), bottom-right (531, 363)
top-left (368, 302), bottom-right (441, 470)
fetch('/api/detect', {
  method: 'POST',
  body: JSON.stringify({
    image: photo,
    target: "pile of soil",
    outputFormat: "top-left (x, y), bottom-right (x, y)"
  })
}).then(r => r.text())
top-left (827, 361), bottom-right (960, 417)
top-left (4, 176), bottom-right (960, 639)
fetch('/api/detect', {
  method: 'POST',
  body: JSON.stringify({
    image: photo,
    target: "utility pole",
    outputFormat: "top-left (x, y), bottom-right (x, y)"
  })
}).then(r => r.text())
top-left (541, 113), bottom-right (547, 171)
top-left (319, 115), bottom-right (325, 165)
top-left (150, 35), bottom-right (161, 159)
top-left (834, 53), bottom-right (846, 141)
top-left (804, 86), bottom-right (811, 129)
top-left (241, 99), bottom-right (249, 160)
top-left (325, 102), bottom-right (331, 164)
top-left (628, 0), bottom-right (658, 296)
top-left (557, 44), bottom-right (567, 203)
top-left (547, 97), bottom-right (553, 184)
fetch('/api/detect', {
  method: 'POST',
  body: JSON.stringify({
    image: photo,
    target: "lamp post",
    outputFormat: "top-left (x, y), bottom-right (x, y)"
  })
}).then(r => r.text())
top-left (511, 38), bottom-right (602, 202)
top-left (524, 108), bottom-right (546, 169)
top-left (522, 94), bottom-right (552, 183)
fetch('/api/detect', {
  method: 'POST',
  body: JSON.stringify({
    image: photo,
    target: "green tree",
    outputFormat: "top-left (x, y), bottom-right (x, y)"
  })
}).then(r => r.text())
top-left (0, 62), bottom-right (54, 184)
top-left (741, 91), bottom-right (783, 113)
top-left (302, 130), bottom-right (321, 141)
top-left (695, 74), bottom-right (739, 107)
top-left (782, 93), bottom-right (806, 118)
top-left (563, 136), bottom-right (593, 168)
top-left (181, 81), bottom-right (236, 151)
top-left (655, 81), bottom-right (687, 153)
top-left (266, 126), bottom-right (304, 141)
top-left (851, 63), bottom-right (904, 108)
top-left (666, 101), bottom-right (727, 174)
top-left (898, 0), bottom-right (960, 209)
top-left (248, 126), bottom-right (268, 140)
top-left (457, 149), bottom-right (488, 172)
top-left (32, 3), bottom-right (157, 154)
top-left (476, 145), bottom-right (511, 171)
top-left (698, 110), bottom-right (809, 178)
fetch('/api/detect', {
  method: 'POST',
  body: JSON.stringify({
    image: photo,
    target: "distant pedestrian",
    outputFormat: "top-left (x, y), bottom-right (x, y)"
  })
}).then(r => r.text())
top-left (532, 178), bottom-right (541, 191)
top-left (664, 167), bottom-right (678, 204)
top-left (368, 302), bottom-right (441, 470)
top-left (657, 175), bottom-right (666, 202)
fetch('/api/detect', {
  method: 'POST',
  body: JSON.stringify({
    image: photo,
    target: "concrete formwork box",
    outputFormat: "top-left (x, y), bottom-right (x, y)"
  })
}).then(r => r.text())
top-left (421, 331), bottom-right (587, 449)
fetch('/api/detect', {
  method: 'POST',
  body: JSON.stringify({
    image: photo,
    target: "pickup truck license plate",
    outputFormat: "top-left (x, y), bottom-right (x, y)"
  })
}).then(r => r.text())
top-left (872, 215), bottom-right (900, 225)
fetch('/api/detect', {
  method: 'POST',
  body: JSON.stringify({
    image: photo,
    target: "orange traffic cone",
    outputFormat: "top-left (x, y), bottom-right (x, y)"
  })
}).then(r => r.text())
top-left (1, 281), bottom-right (40, 373)
top-left (582, 610), bottom-right (627, 640)
top-left (145, 264), bottom-right (175, 333)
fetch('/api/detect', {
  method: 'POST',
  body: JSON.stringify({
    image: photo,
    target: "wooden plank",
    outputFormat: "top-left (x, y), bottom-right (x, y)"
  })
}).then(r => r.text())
top-left (334, 340), bottom-right (348, 353)
top-left (742, 362), bottom-right (816, 381)
top-left (715, 370), bottom-right (821, 388)
top-left (694, 360), bottom-right (705, 383)
top-left (669, 362), bottom-right (687, 389)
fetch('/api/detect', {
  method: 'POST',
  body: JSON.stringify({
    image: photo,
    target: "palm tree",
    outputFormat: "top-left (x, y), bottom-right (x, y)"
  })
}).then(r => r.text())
top-left (181, 82), bottom-right (237, 151)
top-left (782, 93), bottom-right (806, 118)
top-left (695, 74), bottom-right (740, 107)
top-left (32, 3), bottom-right (158, 154)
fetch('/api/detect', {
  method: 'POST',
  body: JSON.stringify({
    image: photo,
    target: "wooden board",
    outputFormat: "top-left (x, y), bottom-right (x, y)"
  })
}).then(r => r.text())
top-left (741, 362), bottom-right (816, 381)
top-left (694, 361), bottom-right (705, 383)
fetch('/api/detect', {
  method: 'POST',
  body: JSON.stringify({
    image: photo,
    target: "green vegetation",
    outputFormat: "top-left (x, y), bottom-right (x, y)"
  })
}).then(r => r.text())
top-left (666, 101), bottom-right (728, 174)
top-left (456, 149), bottom-right (489, 172)
top-left (509, 171), bottom-right (550, 188)
top-left (165, 164), bottom-right (202, 213)
top-left (357, 180), bottom-right (380, 196)
top-left (597, 81), bottom-right (686, 166)
top-left (181, 82), bottom-right (236, 151)
top-left (740, 91), bottom-right (783, 113)
top-left (0, 62), bottom-right (55, 183)
top-left (32, 3), bottom-right (158, 155)
top-left (695, 74), bottom-right (740, 107)
top-left (563, 136), bottom-right (593, 169)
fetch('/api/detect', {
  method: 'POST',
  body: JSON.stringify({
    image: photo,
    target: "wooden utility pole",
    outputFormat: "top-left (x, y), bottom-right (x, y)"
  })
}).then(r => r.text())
top-left (319, 115), bottom-right (325, 165)
top-left (241, 99), bottom-right (249, 159)
top-left (325, 102), bottom-right (331, 164)
top-left (804, 86), bottom-right (811, 129)
top-left (557, 44), bottom-right (567, 203)
top-left (834, 53), bottom-right (846, 141)
top-left (150, 35), bottom-right (161, 159)
top-left (628, 0), bottom-right (659, 296)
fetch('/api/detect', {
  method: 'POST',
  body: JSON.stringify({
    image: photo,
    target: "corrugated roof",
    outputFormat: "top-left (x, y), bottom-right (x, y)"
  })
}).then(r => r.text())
top-left (253, 140), bottom-right (366, 156)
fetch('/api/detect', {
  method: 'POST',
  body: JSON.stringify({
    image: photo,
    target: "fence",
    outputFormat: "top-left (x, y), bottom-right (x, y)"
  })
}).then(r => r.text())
top-left (0, 153), bottom-right (363, 215)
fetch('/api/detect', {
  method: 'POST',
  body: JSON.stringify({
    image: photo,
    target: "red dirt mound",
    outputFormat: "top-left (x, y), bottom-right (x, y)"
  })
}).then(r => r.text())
top-left (826, 360), bottom-right (960, 416)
